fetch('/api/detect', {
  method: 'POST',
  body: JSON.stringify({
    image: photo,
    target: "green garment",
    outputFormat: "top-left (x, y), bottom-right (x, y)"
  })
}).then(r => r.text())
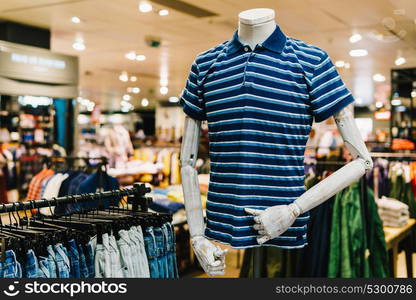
top-left (328, 183), bottom-right (389, 277)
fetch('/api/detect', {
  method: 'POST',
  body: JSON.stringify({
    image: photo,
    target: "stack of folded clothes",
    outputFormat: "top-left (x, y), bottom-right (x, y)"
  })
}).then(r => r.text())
top-left (377, 196), bottom-right (409, 227)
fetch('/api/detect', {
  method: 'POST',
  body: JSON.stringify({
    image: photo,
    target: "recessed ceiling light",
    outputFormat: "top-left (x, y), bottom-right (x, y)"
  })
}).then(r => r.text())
top-left (132, 87), bottom-right (140, 94)
top-left (412, 91), bottom-right (416, 98)
top-left (349, 33), bottom-right (362, 43)
top-left (139, 1), bottom-right (152, 13)
top-left (72, 42), bottom-right (86, 51)
top-left (335, 60), bottom-right (345, 68)
top-left (349, 49), bottom-right (368, 57)
top-left (130, 76), bottom-right (137, 82)
top-left (119, 72), bottom-right (129, 82)
top-left (123, 94), bottom-right (131, 101)
top-left (395, 56), bottom-right (406, 66)
top-left (169, 96), bottom-right (179, 103)
top-left (125, 51), bottom-right (136, 60)
top-left (160, 86), bottom-right (168, 95)
top-left (127, 87), bottom-right (133, 93)
top-left (391, 99), bottom-right (401, 106)
top-left (136, 55), bottom-right (146, 61)
top-left (375, 101), bottom-right (383, 108)
top-left (373, 73), bottom-right (386, 82)
top-left (71, 16), bottom-right (81, 24)
top-left (159, 9), bottom-right (169, 16)
top-left (141, 98), bottom-right (149, 107)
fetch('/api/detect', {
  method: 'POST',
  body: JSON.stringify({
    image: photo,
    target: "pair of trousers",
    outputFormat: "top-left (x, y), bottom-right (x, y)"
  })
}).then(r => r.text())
top-left (95, 233), bottom-right (111, 278)
top-left (84, 241), bottom-right (95, 278)
top-left (24, 249), bottom-right (40, 278)
top-left (134, 226), bottom-right (150, 278)
top-left (154, 227), bottom-right (168, 278)
top-left (3, 250), bottom-right (22, 278)
top-left (165, 223), bottom-right (179, 278)
top-left (38, 256), bottom-right (50, 278)
top-left (54, 243), bottom-right (70, 278)
top-left (47, 245), bottom-right (57, 278)
top-left (68, 239), bottom-right (81, 278)
top-left (117, 229), bottom-right (135, 277)
top-left (78, 243), bottom-right (89, 278)
top-left (144, 227), bottom-right (159, 278)
top-left (109, 234), bottom-right (123, 278)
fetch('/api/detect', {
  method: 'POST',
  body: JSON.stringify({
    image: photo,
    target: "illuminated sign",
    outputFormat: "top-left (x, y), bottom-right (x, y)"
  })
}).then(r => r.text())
top-left (11, 53), bottom-right (66, 70)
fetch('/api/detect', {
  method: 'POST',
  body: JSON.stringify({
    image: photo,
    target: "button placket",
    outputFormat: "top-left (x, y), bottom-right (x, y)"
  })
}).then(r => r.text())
top-left (242, 49), bottom-right (254, 86)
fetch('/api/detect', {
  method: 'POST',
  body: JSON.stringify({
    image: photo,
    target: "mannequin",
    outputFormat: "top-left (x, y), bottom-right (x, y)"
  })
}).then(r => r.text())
top-left (180, 8), bottom-right (372, 276)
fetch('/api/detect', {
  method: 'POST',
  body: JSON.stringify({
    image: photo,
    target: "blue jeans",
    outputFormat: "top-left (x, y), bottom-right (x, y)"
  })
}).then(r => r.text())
top-left (68, 239), bottom-right (80, 278)
top-left (24, 249), bottom-right (40, 278)
top-left (3, 250), bottom-right (22, 278)
top-left (117, 229), bottom-right (134, 278)
top-left (47, 245), bottom-right (57, 278)
top-left (37, 256), bottom-right (50, 278)
top-left (153, 227), bottom-right (168, 278)
top-left (166, 223), bottom-right (179, 278)
top-left (78, 243), bottom-right (89, 278)
top-left (54, 243), bottom-right (70, 278)
top-left (144, 227), bottom-right (159, 278)
top-left (94, 233), bottom-right (111, 278)
top-left (84, 241), bottom-right (95, 278)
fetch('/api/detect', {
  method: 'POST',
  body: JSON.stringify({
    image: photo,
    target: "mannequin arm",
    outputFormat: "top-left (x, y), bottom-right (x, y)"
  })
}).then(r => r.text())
top-left (246, 106), bottom-right (373, 244)
top-left (180, 116), bottom-right (227, 275)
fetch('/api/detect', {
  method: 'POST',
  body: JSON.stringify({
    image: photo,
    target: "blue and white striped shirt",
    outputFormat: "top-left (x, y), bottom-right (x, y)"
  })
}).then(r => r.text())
top-left (180, 25), bottom-right (354, 249)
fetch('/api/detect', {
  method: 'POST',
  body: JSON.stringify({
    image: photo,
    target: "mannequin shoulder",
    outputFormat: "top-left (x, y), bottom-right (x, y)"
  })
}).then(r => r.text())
top-left (194, 41), bottom-right (229, 65)
top-left (284, 37), bottom-right (327, 62)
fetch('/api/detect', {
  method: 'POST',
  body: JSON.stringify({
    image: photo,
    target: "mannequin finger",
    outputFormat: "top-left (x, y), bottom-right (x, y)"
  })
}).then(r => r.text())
top-left (258, 230), bottom-right (267, 235)
top-left (254, 216), bottom-right (262, 223)
top-left (257, 236), bottom-right (270, 245)
top-left (208, 270), bottom-right (225, 277)
top-left (253, 224), bottom-right (264, 231)
top-left (245, 208), bottom-right (261, 216)
top-left (208, 265), bottom-right (225, 272)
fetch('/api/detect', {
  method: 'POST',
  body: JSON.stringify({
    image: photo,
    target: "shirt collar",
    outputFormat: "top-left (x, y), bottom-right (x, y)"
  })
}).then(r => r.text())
top-left (226, 25), bottom-right (287, 55)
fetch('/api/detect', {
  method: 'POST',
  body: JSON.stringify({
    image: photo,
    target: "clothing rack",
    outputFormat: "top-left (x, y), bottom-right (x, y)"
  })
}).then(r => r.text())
top-left (0, 183), bottom-right (150, 214)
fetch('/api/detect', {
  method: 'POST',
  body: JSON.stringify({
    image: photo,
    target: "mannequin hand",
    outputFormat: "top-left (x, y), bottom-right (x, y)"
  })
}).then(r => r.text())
top-left (191, 236), bottom-right (227, 276)
top-left (245, 203), bottom-right (301, 244)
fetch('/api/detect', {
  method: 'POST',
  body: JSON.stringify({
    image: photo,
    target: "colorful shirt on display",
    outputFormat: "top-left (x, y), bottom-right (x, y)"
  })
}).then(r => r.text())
top-left (180, 25), bottom-right (355, 249)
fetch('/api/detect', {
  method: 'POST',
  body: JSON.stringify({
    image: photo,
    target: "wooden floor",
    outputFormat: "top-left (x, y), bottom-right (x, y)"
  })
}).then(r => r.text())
top-left (192, 247), bottom-right (416, 278)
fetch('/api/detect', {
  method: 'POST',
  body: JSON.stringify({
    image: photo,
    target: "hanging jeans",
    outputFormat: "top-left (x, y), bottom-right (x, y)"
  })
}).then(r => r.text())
top-left (84, 241), bottom-right (95, 278)
top-left (109, 234), bottom-right (123, 278)
top-left (37, 256), bottom-right (50, 278)
top-left (68, 239), bottom-right (81, 278)
top-left (3, 250), bottom-right (22, 278)
top-left (47, 245), bottom-right (58, 278)
top-left (78, 243), bottom-right (89, 278)
top-left (134, 226), bottom-right (150, 278)
top-left (153, 227), bottom-right (168, 278)
top-left (54, 243), bottom-right (70, 278)
top-left (128, 228), bottom-right (141, 277)
top-left (25, 249), bottom-right (40, 278)
top-left (164, 223), bottom-right (179, 278)
top-left (117, 229), bottom-right (135, 278)
top-left (144, 227), bottom-right (160, 278)
top-left (95, 233), bottom-right (111, 278)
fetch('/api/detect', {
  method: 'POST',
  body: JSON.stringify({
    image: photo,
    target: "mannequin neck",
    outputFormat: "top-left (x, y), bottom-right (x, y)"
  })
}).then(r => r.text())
top-left (238, 9), bottom-right (276, 50)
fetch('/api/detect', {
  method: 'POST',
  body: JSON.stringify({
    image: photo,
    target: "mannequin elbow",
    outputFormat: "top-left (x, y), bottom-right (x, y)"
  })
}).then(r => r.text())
top-left (362, 157), bottom-right (373, 172)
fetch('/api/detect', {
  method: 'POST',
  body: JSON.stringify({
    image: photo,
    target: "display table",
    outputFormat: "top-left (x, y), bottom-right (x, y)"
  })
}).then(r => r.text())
top-left (383, 218), bottom-right (415, 278)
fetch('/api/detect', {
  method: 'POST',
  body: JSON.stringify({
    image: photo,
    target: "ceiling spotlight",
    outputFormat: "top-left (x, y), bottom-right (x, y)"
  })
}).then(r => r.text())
top-left (132, 87), bottom-right (140, 94)
top-left (139, 1), bottom-right (152, 13)
top-left (375, 101), bottom-right (383, 108)
top-left (395, 56), bottom-right (406, 66)
top-left (373, 73), bottom-right (386, 82)
top-left (141, 98), bottom-right (149, 107)
top-left (119, 72), bottom-right (129, 82)
top-left (125, 51), bottom-right (136, 60)
top-left (391, 99), bottom-right (401, 106)
top-left (71, 16), bottom-right (81, 24)
top-left (349, 49), bottom-right (368, 57)
top-left (335, 60), bottom-right (345, 68)
top-left (123, 94), bottom-right (131, 101)
top-left (127, 87), bottom-right (133, 93)
top-left (130, 76), bottom-right (137, 82)
top-left (160, 86), bottom-right (168, 95)
top-left (169, 96), bottom-right (179, 103)
top-left (159, 9), bottom-right (169, 16)
top-left (136, 55), bottom-right (146, 61)
top-left (349, 33), bottom-right (362, 43)
top-left (72, 41), bottom-right (86, 51)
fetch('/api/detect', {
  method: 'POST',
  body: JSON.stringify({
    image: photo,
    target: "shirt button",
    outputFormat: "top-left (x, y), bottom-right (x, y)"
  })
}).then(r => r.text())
top-left (244, 46), bottom-right (249, 52)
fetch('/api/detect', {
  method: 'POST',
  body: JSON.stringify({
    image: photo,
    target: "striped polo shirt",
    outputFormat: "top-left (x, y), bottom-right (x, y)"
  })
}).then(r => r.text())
top-left (180, 25), bottom-right (354, 249)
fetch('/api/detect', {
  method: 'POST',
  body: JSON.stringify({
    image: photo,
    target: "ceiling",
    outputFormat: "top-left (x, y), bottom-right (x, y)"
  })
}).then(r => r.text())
top-left (0, 0), bottom-right (415, 110)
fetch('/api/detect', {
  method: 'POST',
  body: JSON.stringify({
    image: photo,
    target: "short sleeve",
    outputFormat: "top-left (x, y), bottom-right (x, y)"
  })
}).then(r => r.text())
top-left (309, 52), bottom-right (354, 122)
top-left (180, 60), bottom-right (206, 120)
